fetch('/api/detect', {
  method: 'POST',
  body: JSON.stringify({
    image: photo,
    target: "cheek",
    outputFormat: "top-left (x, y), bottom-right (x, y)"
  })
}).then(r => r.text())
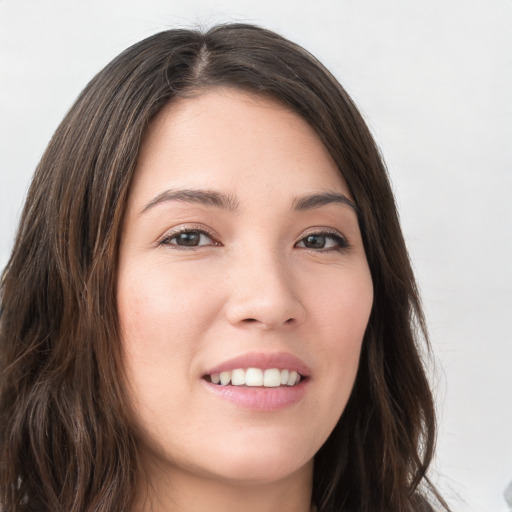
top-left (116, 266), bottom-right (215, 417)
top-left (311, 265), bottom-right (373, 351)
top-left (308, 268), bottom-right (373, 420)
top-left (117, 263), bottom-right (218, 358)
top-left (116, 270), bottom-right (209, 448)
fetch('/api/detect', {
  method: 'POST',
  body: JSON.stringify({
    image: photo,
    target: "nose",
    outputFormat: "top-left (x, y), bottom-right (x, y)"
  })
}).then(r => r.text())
top-left (224, 250), bottom-right (306, 330)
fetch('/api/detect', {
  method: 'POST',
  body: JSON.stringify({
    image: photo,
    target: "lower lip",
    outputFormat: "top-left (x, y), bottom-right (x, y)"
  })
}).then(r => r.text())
top-left (202, 379), bottom-right (309, 411)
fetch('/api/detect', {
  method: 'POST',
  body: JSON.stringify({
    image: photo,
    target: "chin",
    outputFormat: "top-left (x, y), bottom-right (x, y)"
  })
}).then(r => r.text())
top-left (144, 433), bottom-right (313, 486)
top-left (203, 425), bottom-right (317, 480)
top-left (209, 451), bottom-right (312, 485)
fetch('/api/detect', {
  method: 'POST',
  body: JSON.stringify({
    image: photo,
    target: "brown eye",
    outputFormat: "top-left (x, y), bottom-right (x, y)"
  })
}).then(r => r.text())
top-left (296, 232), bottom-right (348, 251)
top-left (174, 232), bottom-right (202, 246)
top-left (161, 230), bottom-right (216, 248)
top-left (303, 235), bottom-right (327, 249)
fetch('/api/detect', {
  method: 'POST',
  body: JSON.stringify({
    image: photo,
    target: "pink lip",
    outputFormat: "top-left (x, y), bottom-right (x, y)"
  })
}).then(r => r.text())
top-left (202, 352), bottom-right (311, 412)
top-left (203, 351), bottom-right (311, 377)
top-left (203, 380), bottom-right (308, 411)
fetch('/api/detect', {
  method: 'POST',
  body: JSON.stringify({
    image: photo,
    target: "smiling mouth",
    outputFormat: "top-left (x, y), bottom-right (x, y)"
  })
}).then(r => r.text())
top-left (205, 368), bottom-right (303, 387)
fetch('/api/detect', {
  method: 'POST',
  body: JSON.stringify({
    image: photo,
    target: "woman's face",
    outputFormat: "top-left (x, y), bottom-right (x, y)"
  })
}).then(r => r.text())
top-left (117, 88), bottom-right (373, 486)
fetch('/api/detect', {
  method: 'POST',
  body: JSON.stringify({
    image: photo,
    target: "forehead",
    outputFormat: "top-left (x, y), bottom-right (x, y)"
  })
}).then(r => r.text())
top-left (130, 87), bottom-right (350, 205)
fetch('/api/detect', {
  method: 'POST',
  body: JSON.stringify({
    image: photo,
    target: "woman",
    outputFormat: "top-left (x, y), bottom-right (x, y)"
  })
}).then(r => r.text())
top-left (0, 24), bottom-right (449, 512)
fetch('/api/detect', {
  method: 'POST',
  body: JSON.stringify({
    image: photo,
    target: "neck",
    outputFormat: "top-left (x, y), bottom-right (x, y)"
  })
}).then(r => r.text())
top-left (133, 458), bottom-right (314, 512)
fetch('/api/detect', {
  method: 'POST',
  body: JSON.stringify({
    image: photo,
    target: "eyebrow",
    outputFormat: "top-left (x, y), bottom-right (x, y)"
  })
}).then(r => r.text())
top-left (141, 188), bottom-right (240, 214)
top-left (292, 192), bottom-right (359, 214)
top-left (140, 188), bottom-right (358, 215)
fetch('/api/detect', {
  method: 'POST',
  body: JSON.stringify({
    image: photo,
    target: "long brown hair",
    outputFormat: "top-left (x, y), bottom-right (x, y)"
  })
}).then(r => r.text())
top-left (0, 24), bottom-right (448, 511)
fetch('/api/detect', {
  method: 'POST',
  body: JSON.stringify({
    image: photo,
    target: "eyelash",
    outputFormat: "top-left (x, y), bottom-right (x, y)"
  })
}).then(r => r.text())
top-left (158, 227), bottom-right (350, 252)
top-left (296, 230), bottom-right (350, 252)
top-left (158, 226), bottom-right (220, 250)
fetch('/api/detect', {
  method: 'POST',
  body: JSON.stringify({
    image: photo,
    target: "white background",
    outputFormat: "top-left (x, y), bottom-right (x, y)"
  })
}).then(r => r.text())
top-left (1, 1), bottom-right (511, 510)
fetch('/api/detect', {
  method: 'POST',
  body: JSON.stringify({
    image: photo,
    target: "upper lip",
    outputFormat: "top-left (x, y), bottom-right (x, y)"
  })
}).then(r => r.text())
top-left (204, 351), bottom-right (311, 377)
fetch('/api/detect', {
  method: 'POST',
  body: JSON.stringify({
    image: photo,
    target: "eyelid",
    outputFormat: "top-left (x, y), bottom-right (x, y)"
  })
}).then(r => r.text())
top-left (156, 225), bottom-right (349, 251)
top-left (298, 227), bottom-right (347, 240)
top-left (295, 228), bottom-right (350, 250)
top-left (157, 224), bottom-right (221, 248)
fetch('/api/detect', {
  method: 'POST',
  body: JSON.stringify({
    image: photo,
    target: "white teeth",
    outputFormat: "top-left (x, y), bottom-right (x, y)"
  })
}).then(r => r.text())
top-left (287, 370), bottom-right (298, 386)
top-left (245, 368), bottom-right (263, 386)
top-left (220, 371), bottom-right (231, 386)
top-left (231, 369), bottom-right (246, 386)
top-left (263, 368), bottom-right (281, 387)
top-left (210, 368), bottom-right (302, 387)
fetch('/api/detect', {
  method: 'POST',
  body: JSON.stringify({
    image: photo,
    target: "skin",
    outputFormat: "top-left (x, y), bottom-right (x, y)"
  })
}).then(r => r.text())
top-left (117, 88), bottom-right (374, 512)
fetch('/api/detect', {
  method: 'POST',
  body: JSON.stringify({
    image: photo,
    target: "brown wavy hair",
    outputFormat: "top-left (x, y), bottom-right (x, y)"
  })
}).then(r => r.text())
top-left (0, 24), bottom-right (448, 512)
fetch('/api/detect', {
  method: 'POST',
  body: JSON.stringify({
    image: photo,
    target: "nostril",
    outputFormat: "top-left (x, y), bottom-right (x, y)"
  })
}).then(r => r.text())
top-left (241, 317), bottom-right (296, 326)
